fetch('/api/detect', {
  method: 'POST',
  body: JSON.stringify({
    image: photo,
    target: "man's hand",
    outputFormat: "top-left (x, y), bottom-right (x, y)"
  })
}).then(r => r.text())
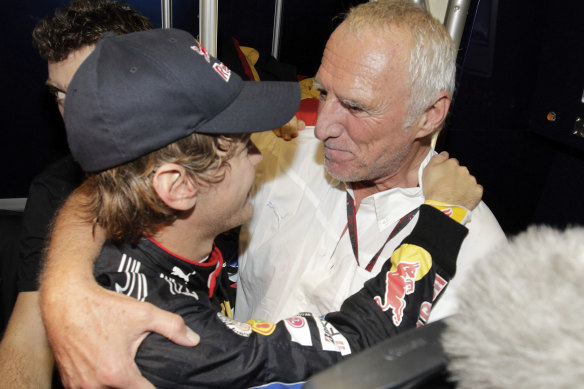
top-left (422, 151), bottom-right (483, 211)
top-left (42, 281), bottom-right (199, 389)
top-left (272, 116), bottom-right (305, 141)
top-left (39, 189), bottom-right (199, 388)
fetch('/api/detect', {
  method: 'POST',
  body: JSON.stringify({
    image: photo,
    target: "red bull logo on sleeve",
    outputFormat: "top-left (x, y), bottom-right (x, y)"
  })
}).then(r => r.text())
top-left (374, 261), bottom-right (421, 326)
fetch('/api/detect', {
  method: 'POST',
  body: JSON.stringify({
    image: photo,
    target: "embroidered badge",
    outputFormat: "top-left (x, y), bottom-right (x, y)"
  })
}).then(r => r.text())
top-left (212, 62), bottom-right (231, 82)
top-left (217, 313), bottom-right (252, 337)
top-left (283, 316), bottom-right (312, 346)
top-left (374, 261), bottom-right (421, 326)
top-left (246, 319), bottom-right (277, 336)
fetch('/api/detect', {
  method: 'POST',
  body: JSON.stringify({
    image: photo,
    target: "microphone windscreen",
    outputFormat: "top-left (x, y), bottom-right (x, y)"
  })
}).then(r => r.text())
top-left (442, 225), bottom-right (584, 389)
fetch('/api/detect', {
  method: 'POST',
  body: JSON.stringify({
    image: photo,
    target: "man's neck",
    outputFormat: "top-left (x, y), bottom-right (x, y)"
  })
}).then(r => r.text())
top-left (151, 219), bottom-right (214, 262)
top-left (351, 144), bottom-right (430, 209)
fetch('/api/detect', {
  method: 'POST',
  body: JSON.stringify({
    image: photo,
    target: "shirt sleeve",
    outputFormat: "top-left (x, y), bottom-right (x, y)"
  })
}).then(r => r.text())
top-left (129, 205), bottom-right (468, 388)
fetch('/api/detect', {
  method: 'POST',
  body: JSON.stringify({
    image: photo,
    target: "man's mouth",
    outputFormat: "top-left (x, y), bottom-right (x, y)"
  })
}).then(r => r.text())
top-left (323, 144), bottom-right (352, 162)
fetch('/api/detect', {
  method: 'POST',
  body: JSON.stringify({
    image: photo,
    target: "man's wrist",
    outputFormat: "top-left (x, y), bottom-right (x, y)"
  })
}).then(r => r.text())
top-left (424, 200), bottom-right (471, 225)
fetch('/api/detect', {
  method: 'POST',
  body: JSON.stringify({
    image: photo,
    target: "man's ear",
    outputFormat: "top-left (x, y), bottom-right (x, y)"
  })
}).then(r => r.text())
top-left (152, 163), bottom-right (197, 211)
top-left (414, 90), bottom-right (451, 140)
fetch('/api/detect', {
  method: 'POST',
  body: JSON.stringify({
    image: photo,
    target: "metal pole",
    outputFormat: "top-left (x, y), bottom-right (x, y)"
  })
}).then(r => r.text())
top-left (199, 0), bottom-right (218, 57)
top-left (410, 0), bottom-right (427, 10)
top-left (272, 0), bottom-right (284, 59)
top-left (161, 0), bottom-right (172, 29)
top-left (444, 0), bottom-right (471, 51)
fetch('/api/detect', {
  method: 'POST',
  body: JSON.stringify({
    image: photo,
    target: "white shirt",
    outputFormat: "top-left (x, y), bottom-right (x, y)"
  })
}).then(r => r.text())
top-left (235, 128), bottom-right (507, 323)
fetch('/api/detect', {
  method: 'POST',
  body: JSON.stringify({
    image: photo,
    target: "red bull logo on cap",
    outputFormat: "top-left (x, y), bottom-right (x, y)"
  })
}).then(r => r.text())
top-left (190, 42), bottom-right (210, 63)
top-left (190, 42), bottom-right (231, 82)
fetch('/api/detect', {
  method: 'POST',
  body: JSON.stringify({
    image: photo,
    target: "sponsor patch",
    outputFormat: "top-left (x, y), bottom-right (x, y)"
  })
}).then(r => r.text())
top-left (216, 312), bottom-right (252, 337)
top-left (283, 316), bottom-right (312, 346)
top-left (314, 318), bottom-right (351, 356)
top-left (417, 301), bottom-right (432, 327)
top-left (246, 319), bottom-right (277, 336)
top-left (212, 62), bottom-right (231, 82)
top-left (432, 274), bottom-right (448, 301)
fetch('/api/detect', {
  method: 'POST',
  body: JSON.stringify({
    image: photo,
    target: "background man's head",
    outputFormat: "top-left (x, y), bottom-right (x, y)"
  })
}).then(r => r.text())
top-left (313, 0), bottom-right (455, 184)
top-left (32, 0), bottom-right (152, 115)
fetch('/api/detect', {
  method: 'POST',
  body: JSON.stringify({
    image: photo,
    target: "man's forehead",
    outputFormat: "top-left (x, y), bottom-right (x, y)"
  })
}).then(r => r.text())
top-left (322, 26), bottom-right (410, 87)
top-left (47, 44), bottom-right (96, 90)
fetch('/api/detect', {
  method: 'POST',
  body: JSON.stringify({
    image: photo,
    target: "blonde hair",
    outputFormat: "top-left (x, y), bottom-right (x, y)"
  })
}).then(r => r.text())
top-left (79, 132), bottom-right (248, 243)
top-left (343, 0), bottom-right (456, 127)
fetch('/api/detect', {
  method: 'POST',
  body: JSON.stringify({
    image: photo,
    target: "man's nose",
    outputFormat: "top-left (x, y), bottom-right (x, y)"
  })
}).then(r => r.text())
top-left (314, 97), bottom-right (344, 141)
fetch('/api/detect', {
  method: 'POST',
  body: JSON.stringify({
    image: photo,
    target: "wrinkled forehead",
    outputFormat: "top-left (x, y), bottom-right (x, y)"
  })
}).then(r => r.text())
top-left (316, 24), bottom-right (411, 93)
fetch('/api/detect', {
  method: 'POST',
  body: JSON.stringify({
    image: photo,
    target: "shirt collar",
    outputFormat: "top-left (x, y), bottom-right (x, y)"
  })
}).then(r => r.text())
top-left (346, 150), bottom-right (435, 230)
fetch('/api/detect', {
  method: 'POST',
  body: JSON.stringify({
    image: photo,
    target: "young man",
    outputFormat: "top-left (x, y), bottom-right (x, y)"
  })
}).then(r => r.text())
top-left (54, 28), bottom-right (477, 387)
top-left (0, 1), bottom-right (151, 387)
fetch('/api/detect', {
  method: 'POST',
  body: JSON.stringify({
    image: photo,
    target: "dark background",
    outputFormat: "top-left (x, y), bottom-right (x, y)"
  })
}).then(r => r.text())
top-left (1, 0), bottom-right (583, 236)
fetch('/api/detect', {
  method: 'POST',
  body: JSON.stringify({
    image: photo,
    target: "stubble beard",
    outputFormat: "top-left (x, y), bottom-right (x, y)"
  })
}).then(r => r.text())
top-left (323, 142), bottom-right (412, 185)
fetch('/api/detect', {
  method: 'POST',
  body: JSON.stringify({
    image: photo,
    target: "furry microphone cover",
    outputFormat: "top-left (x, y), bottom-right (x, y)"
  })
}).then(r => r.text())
top-left (442, 225), bottom-right (584, 389)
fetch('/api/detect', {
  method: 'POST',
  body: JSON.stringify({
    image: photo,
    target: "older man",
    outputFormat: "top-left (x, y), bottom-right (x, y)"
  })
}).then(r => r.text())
top-left (39, 1), bottom-right (505, 387)
top-left (235, 0), bottom-right (505, 323)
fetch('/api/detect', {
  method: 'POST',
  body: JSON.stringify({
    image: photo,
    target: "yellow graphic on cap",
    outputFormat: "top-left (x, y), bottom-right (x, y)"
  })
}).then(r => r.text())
top-left (246, 319), bottom-right (277, 336)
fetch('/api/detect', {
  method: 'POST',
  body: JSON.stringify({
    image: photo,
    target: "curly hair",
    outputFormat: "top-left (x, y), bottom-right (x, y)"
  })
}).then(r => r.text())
top-left (33, 0), bottom-right (152, 62)
top-left (78, 133), bottom-right (249, 244)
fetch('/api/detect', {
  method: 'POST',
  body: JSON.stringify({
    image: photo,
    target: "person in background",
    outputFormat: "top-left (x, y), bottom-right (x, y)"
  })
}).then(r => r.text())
top-left (0, 1), bottom-right (152, 387)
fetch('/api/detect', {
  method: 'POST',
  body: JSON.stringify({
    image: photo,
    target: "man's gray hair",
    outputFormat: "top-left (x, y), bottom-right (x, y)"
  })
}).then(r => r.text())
top-left (343, 0), bottom-right (456, 127)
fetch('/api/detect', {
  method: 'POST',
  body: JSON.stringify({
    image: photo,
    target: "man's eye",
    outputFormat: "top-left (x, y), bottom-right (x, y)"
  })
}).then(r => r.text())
top-left (48, 87), bottom-right (66, 101)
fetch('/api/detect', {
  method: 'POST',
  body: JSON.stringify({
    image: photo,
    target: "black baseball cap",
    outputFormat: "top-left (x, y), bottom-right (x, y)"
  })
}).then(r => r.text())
top-left (64, 28), bottom-right (301, 172)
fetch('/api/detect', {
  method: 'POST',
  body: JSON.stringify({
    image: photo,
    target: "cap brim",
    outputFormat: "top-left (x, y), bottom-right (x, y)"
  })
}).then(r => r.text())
top-left (199, 80), bottom-right (301, 134)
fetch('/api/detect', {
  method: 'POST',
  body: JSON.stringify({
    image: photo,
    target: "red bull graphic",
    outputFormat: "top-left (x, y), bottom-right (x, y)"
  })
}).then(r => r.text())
top-left (374, 261), bottom-right (421, 326)
top-left (190, 43), bottom-right (210, 63)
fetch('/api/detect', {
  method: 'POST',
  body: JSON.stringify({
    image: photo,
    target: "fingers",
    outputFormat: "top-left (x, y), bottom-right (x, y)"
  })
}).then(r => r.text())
top-left (429, 150), bottom-right (449, 164)
top-left (422, 153), bottom-right (483, 210)
top-left (272, 116), bottom-right (305, 141)
top-left (297, 119), bottom-right (306, 131)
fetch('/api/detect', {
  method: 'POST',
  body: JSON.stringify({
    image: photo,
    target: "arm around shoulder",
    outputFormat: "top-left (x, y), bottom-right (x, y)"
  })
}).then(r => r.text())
top-left (40, 188), bottom-right (200, 389)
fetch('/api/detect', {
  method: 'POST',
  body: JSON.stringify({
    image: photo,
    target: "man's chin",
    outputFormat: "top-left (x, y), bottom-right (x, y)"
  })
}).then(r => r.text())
top-left (324, 161), bottom-right (360, 183)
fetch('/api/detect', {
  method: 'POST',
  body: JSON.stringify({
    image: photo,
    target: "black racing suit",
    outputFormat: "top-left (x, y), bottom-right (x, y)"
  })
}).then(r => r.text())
top-left (94, 205), bottom-right (467, 388)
